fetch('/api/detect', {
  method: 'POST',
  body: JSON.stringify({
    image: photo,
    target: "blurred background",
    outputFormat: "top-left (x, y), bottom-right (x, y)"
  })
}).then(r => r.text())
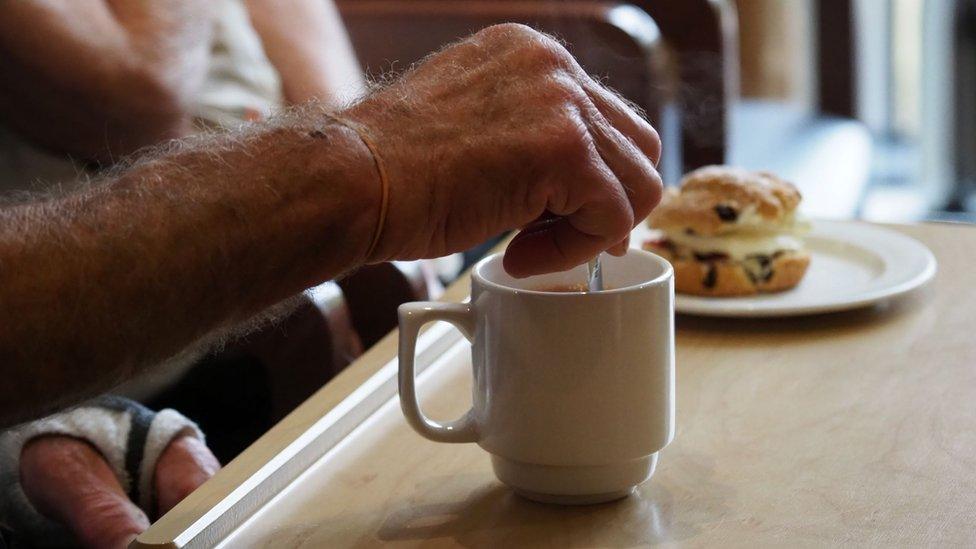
top-left (332, 0), bottom-right (974, 224)
top-left (737, 0), bottom-right (972, 224)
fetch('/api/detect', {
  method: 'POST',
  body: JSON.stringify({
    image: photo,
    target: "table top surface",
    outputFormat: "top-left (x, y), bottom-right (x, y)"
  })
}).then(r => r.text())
top-left (150, 222), bottom-right (976, 547)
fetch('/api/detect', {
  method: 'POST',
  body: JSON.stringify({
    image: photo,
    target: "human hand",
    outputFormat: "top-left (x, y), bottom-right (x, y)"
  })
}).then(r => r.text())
top-left (345, 23), bottom-right (663, 277)
top-left (18, 435), bottom-right (218, 548)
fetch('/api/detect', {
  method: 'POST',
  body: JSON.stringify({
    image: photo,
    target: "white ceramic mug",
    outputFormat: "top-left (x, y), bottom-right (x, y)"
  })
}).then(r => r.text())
top-left (398, 249), bottom-right (675, 504)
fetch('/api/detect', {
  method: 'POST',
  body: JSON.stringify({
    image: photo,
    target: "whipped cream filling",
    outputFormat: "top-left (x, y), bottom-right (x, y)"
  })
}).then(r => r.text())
top-left (665, 230), bottom-right (805, 260)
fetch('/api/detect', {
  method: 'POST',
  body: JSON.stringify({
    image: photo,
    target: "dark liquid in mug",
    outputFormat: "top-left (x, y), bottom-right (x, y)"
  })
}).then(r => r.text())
top-left (536, 283), bottom-right (587, 292)
top-left (534, 283), bottom-right (607, 293)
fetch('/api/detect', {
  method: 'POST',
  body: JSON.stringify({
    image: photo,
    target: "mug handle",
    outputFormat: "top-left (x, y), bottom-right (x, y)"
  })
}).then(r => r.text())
top-left (397, 302), bottom-right (479, 443)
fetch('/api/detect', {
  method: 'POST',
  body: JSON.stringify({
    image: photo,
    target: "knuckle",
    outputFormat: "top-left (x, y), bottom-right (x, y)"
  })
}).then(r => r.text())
top-left (550, 73), bottom-right (586, 102)
top-left (646, 125), bottom-right (663, 164)
top-left (549, 116), bottom-right (591, 158)
top-left (474, 25), bottom-right (575, 72)
top-left (631, 188), bottom-right (653, 219)
top-left (632, 167), bottom-right (664, 219)
top-left (523, 37), bottom-right (572, 69)
top-left (611, 199), bottom-right (635, 235)
top-left (630, 191), bottom-right (654, 222)
top-left (647, 171), bottom-right (664, 209)
top-left (647, 122), bottom-right (662, 148)
top-left (479, 24), bottom-right (571, 70)
top-left (520, 42), bottom-right (557, 69)
top-left (534, 74), bottom-right (586, 109)
top-left (76, 493), bottom-right (147, 544)
top-left (475, 23), bottom-right (538, 44)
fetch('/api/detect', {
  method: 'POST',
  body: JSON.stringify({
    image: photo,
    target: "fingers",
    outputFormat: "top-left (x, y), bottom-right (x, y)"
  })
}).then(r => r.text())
top-left (480, 24), bottom-right (662, 172)
top-left (20, 436), bottom-right (149, 549)
top-left (521, 29), bottom-right (661, 166)
top-left (581, 80), bottom-right (662, 167)
top-left (505, 151), bottom-right (633, 277)
top-left (503, 78), bottom-right (660, 277)
top-left (608, 234), bottom-right (631, 257)
top-left (582, 102), bottom-right (664, 225)
top-left (505, 216), bottom-right (632, 275)
top-left (16, 434), bottom-right (220, 549)
top-left (359, 23), bottom-right (665, 274)
top-left (504, 217), bottom-right (606, 277)
top-left (154, 436), bottom-right (220, 516)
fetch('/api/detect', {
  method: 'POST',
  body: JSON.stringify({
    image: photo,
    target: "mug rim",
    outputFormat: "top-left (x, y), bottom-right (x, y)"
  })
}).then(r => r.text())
top-left (472, 248), bottom-right (674, 296)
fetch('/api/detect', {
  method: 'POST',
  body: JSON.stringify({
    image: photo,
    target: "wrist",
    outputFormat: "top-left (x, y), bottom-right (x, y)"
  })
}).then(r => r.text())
top-left (235, 118), bottom-right (381, 298)
top-left (340, 103), bottom-right (419, 264)
top-left (318, 112), bottom-right (390, 265)
top-left (303, 120), bottom-right (382, 275)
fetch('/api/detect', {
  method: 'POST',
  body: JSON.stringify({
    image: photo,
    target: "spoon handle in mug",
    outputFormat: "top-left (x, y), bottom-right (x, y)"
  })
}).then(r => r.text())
top-left (588, 254), bottom-right (604, 292)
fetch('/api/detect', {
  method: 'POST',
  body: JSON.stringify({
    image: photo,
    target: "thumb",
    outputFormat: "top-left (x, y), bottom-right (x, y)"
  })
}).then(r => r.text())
top-left (504, 216), bottom-right (608, 278)
top-left (504, 188), bottom-right (633, 278)
top-left (20, 436), bottom-right (149, 548)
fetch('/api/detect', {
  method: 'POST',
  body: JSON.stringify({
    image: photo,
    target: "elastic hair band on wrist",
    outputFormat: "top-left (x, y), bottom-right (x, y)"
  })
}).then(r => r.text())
top-left (323, 113), bottom-right (389, 263)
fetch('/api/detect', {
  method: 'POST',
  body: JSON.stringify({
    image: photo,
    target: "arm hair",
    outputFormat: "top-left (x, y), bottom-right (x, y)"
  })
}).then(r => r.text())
top-left (0, 106), bottom-right (379, 426)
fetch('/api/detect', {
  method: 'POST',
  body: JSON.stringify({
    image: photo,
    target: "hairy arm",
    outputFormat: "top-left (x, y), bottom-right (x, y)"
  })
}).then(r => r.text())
top-left (0, 112), bottom-right (379, 426)
top-left (0, 24), bottom-right (664, 428)
top-left (0, 0), bottom-right (216, 162)
top-left (246, 0), bottom-right (367, 106)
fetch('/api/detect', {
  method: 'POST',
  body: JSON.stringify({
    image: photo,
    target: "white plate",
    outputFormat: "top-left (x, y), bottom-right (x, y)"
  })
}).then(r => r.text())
top-left (633, 220), bottom-right (937, 318)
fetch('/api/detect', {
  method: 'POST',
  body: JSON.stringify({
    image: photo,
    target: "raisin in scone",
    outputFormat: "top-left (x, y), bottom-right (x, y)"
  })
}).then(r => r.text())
top-left (643, 166), bottom-right (811, 296)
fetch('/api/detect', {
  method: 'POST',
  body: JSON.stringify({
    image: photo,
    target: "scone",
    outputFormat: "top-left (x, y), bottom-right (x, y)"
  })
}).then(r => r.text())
top-left (643, 166), bottom-right (811, 297)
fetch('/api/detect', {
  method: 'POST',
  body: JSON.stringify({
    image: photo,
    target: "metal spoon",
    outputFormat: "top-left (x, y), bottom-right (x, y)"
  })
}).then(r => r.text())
top-left (587, 254), bottom-right (604, 292)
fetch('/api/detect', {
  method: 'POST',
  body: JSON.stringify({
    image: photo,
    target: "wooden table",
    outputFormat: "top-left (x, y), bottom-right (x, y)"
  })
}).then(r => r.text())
top-left (137, 222), bottom-right (976, 547)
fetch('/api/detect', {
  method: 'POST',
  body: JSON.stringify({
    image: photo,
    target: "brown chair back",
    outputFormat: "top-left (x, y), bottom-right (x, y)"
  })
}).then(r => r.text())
top-left (338, 0), bottom-right (669, 170)
top-left (147, 289), bottom-right (363, 461)
top-left (626, 0), bottom-right (737, 171)
top-left (241, 288), bottom-right (363, 419)
top-left (338, 262), bottom-right (434, 350)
